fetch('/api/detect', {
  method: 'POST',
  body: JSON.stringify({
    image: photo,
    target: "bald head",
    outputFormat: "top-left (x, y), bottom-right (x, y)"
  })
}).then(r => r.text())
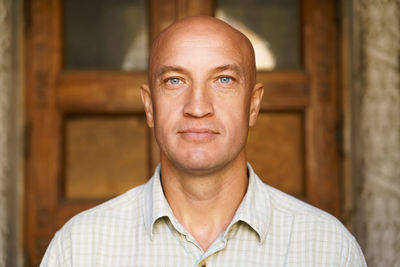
top-left (140, 16), bottom-right (264, 175)
top-left (148, 16), bottom-right (256, 88)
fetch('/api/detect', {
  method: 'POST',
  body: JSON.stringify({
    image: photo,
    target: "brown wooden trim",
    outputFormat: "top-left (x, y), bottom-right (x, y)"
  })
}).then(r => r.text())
top-left (149, 0), bottom-right (177, 40)
top-left (177, 0), bottom-right (215, 18)
top-left (25, 0), bottom-right (63, 264)
top-left (56, 71), bottom-right (147, 113)
top-left (257, 71), bottom-right (310, 110)
top-left (303, 0), bottom-right (341, 217)
top-left (150, 0), bottom-right (215, 40)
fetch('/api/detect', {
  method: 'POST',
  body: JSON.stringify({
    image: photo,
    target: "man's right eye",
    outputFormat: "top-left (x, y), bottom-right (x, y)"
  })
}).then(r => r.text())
top-left (168, 78), bottom-right (181, 85)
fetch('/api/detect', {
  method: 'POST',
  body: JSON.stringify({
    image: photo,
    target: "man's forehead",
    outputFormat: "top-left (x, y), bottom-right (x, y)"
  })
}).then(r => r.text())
top-left (156, 38), bottom-right (244, 64)
top-left (148, 16), bottom-right (256, 84)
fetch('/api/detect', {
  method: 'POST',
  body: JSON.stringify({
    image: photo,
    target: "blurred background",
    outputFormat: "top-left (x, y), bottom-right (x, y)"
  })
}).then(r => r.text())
top-left (0, 0), bottom-right (399, 266)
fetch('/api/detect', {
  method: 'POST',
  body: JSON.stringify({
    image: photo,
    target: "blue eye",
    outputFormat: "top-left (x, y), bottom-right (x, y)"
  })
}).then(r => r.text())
top-left (219, 76), bottom-right (231, 84)
top-left (169, 78), bottom-right (181, 85)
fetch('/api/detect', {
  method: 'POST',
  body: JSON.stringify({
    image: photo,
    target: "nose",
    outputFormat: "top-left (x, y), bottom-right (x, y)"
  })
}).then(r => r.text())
top-left (183, 84), bottom-right (214, 118)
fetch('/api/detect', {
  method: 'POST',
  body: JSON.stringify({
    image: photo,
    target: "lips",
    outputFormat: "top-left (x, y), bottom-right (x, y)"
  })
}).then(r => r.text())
top-left (178, 128), bottom-right (219, 143)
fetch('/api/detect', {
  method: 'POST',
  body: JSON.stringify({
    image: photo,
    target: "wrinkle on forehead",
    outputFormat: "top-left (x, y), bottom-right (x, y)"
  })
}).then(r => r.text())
top-left (148, 16), bottom-right (256, 87)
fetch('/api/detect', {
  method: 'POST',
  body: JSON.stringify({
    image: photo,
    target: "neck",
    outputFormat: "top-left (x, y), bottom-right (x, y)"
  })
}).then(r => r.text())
top-left (160, 152), bottom-right (248, 251)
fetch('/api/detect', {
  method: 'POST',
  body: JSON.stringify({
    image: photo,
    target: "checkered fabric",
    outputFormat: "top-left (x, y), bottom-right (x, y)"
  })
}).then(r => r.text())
top-left (41, 163), bottom-right (367, 266)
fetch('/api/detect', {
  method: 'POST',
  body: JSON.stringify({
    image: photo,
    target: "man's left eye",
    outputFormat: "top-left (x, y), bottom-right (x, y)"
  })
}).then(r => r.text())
top-left (219, 76), bottom-right (231, 84)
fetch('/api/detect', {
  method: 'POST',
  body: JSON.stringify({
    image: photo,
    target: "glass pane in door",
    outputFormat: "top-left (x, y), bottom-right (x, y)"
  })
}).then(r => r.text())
top-left (216, 0), bottom-right (300, 70)
top-left (64, 0), bottom-right (148, 71)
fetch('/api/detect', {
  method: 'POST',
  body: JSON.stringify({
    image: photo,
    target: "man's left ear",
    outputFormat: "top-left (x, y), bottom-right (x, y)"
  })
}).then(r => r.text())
top-left (249, 83), bottom-right (264, 127)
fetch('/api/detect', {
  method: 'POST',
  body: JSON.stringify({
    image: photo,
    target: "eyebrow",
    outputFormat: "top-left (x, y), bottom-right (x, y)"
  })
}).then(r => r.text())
top-left (156, 64), bottom-right (244, 77)
top-left (213, 64), bottom-right (245, 78)
top-left (156, 65), bottom-right (189, 77)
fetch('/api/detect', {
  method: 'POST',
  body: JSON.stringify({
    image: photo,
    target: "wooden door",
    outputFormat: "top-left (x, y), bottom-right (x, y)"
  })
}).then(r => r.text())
top-left (25, 0), bottom-right (340, 265)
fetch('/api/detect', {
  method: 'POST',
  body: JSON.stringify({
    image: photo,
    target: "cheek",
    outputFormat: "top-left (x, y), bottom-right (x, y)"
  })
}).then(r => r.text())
top-left (217, 99), bottom-right (250, 136)
top-left (153, 98), bottom-right (180, 133)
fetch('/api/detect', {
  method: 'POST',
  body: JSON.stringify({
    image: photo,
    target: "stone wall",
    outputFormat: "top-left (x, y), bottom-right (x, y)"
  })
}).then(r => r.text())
top-left (350, 0), bottom-right (400, 266)
top-left (0, 0), bottom-right (23, 266)
top-left (0, 0), bottom-right (12, 265)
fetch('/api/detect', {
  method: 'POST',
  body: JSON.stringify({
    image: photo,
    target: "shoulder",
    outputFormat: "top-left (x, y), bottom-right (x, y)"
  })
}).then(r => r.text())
top-left (64, 183), bottom-right (147, 230)
top-left (257, 181), bottom-right (366, 265)
top-left (262, 183), bottom-right (352, 237)
top-left (40, 183), bottom-right (148, 266)
top-left (251, 171), bottom-right (355, 238)
top-left (264, 184), bottom-right (338, 221)
top-left (50, 181), bottom-right (149, 249)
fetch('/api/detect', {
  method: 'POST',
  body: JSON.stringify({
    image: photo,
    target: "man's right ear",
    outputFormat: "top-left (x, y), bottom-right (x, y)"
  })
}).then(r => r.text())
top-left (140, 84), bottom-right (154, 128)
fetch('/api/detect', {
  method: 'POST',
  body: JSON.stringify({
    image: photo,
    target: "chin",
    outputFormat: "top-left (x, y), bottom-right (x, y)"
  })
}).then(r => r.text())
top-left (160, 139), bottom-right (246, 175)
top-left (174, 152), bottom-right (231, 175)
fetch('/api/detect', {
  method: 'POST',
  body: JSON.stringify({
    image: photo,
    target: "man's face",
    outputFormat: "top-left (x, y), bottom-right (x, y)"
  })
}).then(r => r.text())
top-left (142, 20), bottom-right (263, 175)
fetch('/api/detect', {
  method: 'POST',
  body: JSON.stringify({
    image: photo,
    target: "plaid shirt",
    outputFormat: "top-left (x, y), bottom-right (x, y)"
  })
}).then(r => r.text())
top-left (41, 164), bottom-right (367, 266)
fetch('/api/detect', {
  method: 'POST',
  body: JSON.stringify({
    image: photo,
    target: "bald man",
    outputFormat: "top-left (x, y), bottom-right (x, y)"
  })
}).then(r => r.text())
top-left (41, 17), bottom-right (366, 266)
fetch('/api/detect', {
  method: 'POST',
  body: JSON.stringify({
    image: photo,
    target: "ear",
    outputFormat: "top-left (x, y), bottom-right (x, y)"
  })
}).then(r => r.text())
top-left (140, 84), bottom-right (154, 128)
top-left (249, 83), bottom-right (264, 127)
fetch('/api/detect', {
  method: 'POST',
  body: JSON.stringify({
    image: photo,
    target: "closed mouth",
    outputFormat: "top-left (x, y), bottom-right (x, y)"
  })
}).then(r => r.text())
top-left (178, 128), bottom-right (219, 134)
top-left (178, 128), bottom-right (219, 142)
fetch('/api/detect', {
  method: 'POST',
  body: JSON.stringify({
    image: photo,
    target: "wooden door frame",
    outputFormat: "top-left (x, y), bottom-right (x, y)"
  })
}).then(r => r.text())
top-left (24, 0), bottom-right (341, 265)
top-left (303, 0), bottom-right (341, 216)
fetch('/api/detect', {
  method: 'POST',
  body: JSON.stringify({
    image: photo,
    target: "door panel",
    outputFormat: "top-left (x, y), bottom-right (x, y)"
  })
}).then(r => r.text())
top-left (25, 0), bottom-right (340, 265)
top-left (64, 115), bottom-right (148, 199)
top-left (247, 112), bottom-right (305, 197)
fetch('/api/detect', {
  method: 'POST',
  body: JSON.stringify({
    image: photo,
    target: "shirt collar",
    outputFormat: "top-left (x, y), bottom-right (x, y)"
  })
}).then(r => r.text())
top-left (227, 163), bottom-right (271, 243)
top-left (142, 163), bottom-right (271, 243)
top-left (142, 165), bottom-right (178, 240)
